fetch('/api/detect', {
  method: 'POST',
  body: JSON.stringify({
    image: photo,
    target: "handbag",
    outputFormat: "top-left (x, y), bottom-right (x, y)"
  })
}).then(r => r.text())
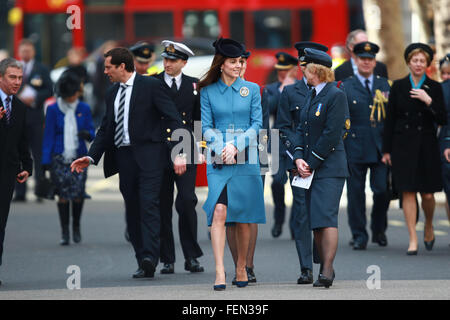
top-left (386, 167), bottom-right (399, 200)
top-left (34, 171), bottom-right (55, 200)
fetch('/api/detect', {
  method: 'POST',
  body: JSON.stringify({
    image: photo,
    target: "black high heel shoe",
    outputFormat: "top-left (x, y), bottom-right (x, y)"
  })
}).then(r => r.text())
top-left (318, 270), bottom-right (335, 288)
top-left (424, 229), bottom-right (435, 251)
top-left (213, 272), bottom-right (226, 291)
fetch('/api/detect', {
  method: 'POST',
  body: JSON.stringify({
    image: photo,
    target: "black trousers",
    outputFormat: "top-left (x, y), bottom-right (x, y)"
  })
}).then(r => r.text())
top-left (116, 146), bottom-right (164, 267)
top-left (159, 164), bottom-right (203, 264)
top-left (14, 122), bottom-right (43, 198)
top-left (0, 169), bottom-right (17, 266)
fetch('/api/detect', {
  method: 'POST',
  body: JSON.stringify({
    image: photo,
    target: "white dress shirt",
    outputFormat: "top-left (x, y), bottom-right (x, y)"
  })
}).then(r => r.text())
top-left (164, 72), bottom-right (182, 90)
top-left (114, 71), bottom-right (136, 146)
top-left (355, 71), bottom-right (374, 92)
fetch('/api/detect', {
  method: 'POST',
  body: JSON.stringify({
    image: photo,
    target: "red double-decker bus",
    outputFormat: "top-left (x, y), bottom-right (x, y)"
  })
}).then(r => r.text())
top-left (12, 0), bottom-right (364, 85)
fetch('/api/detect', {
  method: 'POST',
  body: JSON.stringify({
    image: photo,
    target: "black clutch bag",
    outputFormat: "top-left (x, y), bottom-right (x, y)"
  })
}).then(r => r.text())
top-left (34, 174), bottom-right (55, 200)
top-left (386, 167), bottom-right (399, 200)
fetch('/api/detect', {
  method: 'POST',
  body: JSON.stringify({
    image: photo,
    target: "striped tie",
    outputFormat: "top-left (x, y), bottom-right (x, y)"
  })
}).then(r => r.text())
top-left (114, 84), bottom-right (128, 148)
top-left (5, 96), bottom-right (11, 124)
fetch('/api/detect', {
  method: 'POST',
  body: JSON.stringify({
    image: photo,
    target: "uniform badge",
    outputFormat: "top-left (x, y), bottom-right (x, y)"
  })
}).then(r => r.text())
top-left (315, 103), bottom-right (323, 116)
top-left (279, 54), bottom-right (285, 62)
top-left (193, 83), bottom-right (198, 95)
top-left (30, 76), bottom-right (43, 87)
top-left (364, 43), bottom-right (371, 52)
top-left (240, 87), bottom-right (249, 97)
top-left (167, 44), bottom-right (176, 53)
top-left (77, 113), bottom-right (82, 117)
top-left (258, 144), bottom-right (265, 151)
top-left (345, 119), bottom-right (351, 130)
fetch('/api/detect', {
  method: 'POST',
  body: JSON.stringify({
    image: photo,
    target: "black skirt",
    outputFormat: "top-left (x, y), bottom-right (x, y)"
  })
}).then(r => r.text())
top-left (50, 154), bottom-right (88, 200)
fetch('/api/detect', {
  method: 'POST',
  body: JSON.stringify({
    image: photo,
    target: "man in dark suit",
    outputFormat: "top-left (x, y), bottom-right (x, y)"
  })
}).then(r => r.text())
top-left (334, 29), bottom-right (388, 81)
top-left (154, 40), bottom-right (204, 275)
top-left (0, 58), bottom-right (33, 285)
top-left (14, 39), bottom-right (53, 202)
top-left (71, 47), bottom-right (187, 279)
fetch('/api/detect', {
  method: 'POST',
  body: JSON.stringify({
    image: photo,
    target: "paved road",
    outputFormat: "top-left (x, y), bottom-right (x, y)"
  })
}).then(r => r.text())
top-left (0, 166), bottom-right (449, 300)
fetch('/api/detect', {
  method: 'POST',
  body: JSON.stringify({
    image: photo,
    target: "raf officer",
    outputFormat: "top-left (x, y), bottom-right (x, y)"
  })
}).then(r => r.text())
top-left (343, 42), bottom-right (391, 250)
top-left (276, 42), bottom-right (327, 285)
top-left (155, 40), bottom-right (204, 274)
top-left (262, 52), bottom-right (298, 238)
top-left (130, 41), bottom-right (155, 75)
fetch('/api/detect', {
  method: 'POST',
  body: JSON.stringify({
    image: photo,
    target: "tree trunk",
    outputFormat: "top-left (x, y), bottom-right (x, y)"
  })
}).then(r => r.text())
top-left (363, 0), bottom-right (409, 79)
top-left (432, 0), bottom-right (450, 60)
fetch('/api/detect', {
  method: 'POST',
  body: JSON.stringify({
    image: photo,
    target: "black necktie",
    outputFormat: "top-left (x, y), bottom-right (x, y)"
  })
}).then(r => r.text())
top-left (311, 88), bottom-right (316, 100)
top-left (365, 79), bottom-right (372, 97)
top-left (171, 78), bottom-right (178, 93)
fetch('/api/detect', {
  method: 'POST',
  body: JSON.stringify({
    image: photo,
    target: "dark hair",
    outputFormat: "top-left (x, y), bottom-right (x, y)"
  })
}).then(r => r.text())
top-left (56, 71), bottom-right (82, 99)
top-left (104, 47), bottom-right (135, 73)
top-left (198, 54), bottom-right (227, 90)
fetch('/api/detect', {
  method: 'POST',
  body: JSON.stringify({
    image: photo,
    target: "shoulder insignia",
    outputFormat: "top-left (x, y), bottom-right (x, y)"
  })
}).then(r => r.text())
top-left (345, 119), bottom-right (351, 130)
top-left (388, 80), bottom-right (393, 87)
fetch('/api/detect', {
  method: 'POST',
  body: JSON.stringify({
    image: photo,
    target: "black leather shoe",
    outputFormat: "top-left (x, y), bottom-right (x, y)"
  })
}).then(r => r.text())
top-left (424, 237), bottom-right (435, 251)
top-left (318, 271), bottom-right (335, 288)
top-left (246, 266), bottom-right (257, 283)
top-left (349, 239), bottom-right (355, 246)
top-left (185, 258), bottom-right (204, 273)
top-left (73, 226), bottom-right (81, 244)
top-left (160, 263), bottom-right (174, 274)
top-left (313, 278), bottom-right (325, 287)
top-left (141, 258), bottom-right (156, 277)
top-left (132, 268), bottom-right (154, 279)
top-left (297, 269), bottom-right (313, 284)
top-left (353, 241), bottom-right (367, 250)
top-left (372, 233), bottom-right (388, 247)
top-left (271, 223), bottom-right (282, 238)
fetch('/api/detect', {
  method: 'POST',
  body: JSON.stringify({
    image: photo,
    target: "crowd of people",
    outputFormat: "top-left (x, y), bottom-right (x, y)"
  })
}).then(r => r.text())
top-left (0, 29), bottom-right (449, 289)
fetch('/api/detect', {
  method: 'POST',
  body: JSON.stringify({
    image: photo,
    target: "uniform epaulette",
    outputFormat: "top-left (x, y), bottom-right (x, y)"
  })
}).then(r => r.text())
top-left (388, 80), bottom-right (393, 87)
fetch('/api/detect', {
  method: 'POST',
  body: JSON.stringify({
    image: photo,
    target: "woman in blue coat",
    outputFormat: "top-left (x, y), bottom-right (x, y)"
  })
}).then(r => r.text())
top-left (42, 71), bottom-right (95, 245)
top-left (199, 38), bottom-right (265, 290)
top-left (293, 49), bottom-right (349, 288)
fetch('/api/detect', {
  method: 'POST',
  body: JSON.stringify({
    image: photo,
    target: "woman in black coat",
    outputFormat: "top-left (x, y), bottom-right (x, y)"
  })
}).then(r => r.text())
top-left (382, 43), bottom-right (447, 255)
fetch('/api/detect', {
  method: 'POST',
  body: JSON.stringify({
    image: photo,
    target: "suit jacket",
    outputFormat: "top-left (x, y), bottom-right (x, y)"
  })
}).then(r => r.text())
top-left (0, 95), bottom-right (33, 179)
top-left (343, 75), bottom-right (391, 163)
top-left (334, 59), bottom-right (388, 81)
top-left (292, 82), bottom-right (349, 178)
top-left (262, 81), bottom-right (282, 119)
top-left (88, 73), bottom-right (184, 178)
top-left (20, 61), bottom-right (53, 125)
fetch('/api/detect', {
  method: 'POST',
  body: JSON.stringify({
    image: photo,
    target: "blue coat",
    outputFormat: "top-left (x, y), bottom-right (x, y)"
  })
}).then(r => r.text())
top-left (343, 75), bottom-right (391, 163)
top-left (201, 77), bottom-right (266, 226)
top-left (42, 101), bottom-right (95, 165)
top-left (292, 82), bottom-right (349, 178)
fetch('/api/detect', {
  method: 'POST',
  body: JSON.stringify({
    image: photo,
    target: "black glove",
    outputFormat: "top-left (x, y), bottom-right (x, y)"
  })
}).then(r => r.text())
top-left (78, 130), bottom-right (91, 141)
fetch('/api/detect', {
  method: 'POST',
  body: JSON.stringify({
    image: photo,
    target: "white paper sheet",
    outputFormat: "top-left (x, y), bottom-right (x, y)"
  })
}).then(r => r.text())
top-left (291, 171), bottom-right (315, 189)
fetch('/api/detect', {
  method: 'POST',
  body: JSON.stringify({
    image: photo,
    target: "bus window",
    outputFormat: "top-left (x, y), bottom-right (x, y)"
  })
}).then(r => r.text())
top-left (183, 11), bottom-right (220, 39)
top-left (85, 13), bottom-right (124, 52)
top-left (347, 0), bottom-right (365, 31)
top-left (299, 9), bottom-right (313, 41)
top-left (24, 14), bottom-right (72, 68)
top-left (134, 12), bottom-right (174, 39)
top-left (253, 10), bottom-right (291, 49)
top-left (229, 11), bottom-right (245, 44)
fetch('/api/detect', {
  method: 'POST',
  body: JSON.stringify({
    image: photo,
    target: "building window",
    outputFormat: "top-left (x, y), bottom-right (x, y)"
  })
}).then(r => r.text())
top-left (85, 13), bottom-right (124, 52)
top-left (299, 9), bottom-right (313, 41)
top-left (253, 10), bottom-right (291, 49)
top-left (134, 12), bottom-right (174, 39)
top-left (183, 11), bottom-right (220, 39)
top-left (229, 11), bottom-right (245, 44)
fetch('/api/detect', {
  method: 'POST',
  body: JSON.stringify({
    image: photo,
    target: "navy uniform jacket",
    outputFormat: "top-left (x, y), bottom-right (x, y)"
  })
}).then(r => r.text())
top-left (277, 79), bottom-right (350, 170)
top-left (20, 61), bottom-right (53, 125)
top-left (343, 75), bottom-right (391, 163)
top-left (292, 82), bottom-right (349, 178)
top-left (263, 81), bottom-right (282, 119)
top-left (439, 80), bottom-right (450, 149)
